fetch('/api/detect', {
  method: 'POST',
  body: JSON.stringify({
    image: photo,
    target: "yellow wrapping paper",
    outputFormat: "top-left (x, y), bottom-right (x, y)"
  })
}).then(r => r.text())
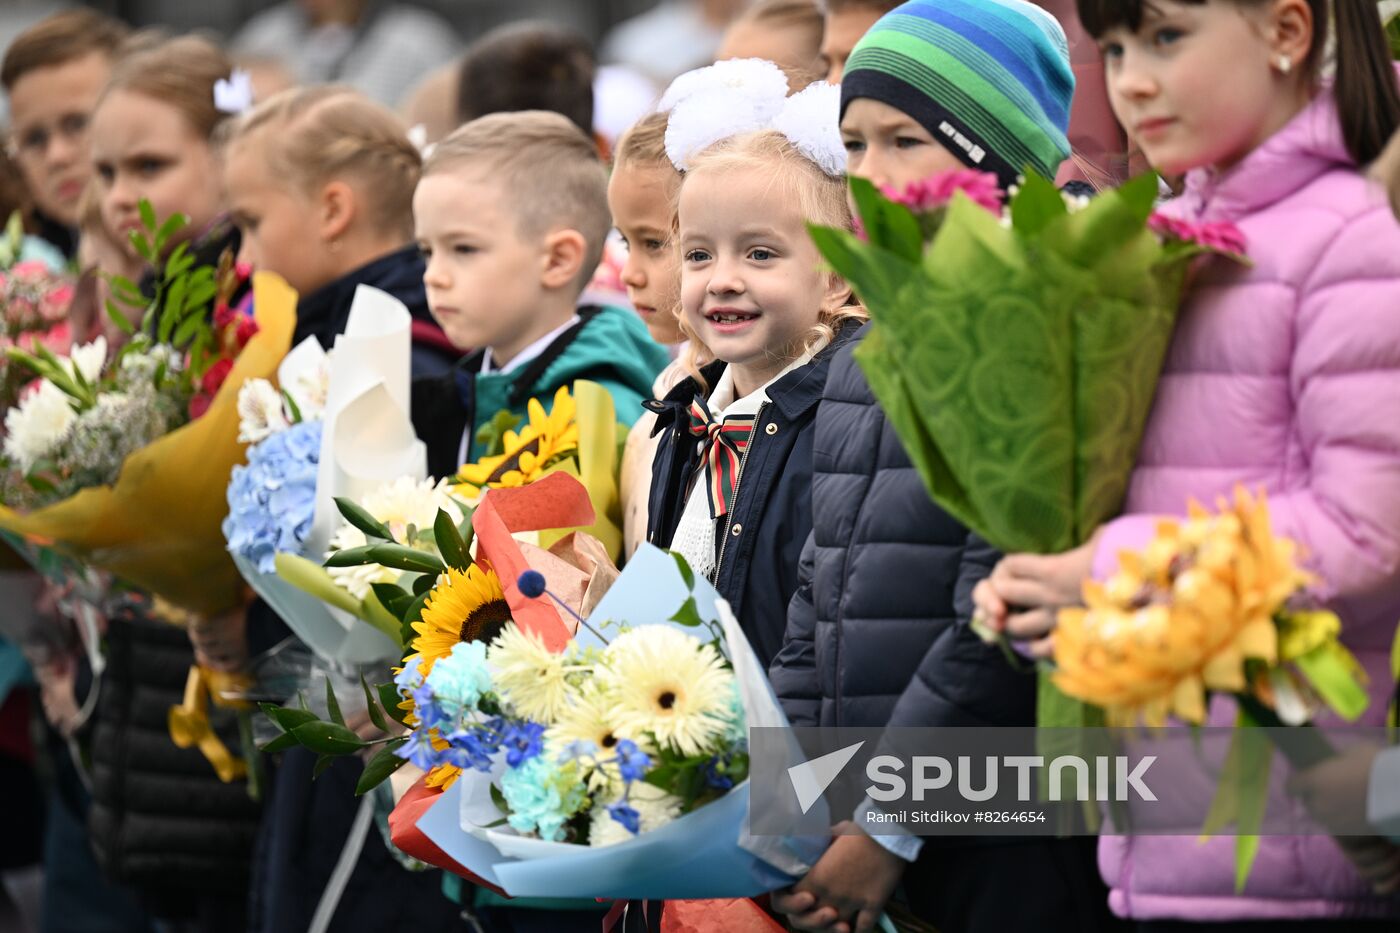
top-left (538, 379), bottom-right (627, 561)
top-left (0, 272), bottom-right (297, 616)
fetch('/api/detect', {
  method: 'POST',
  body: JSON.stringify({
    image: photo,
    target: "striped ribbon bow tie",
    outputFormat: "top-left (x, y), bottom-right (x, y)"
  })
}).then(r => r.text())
top-left (687, 399), bottom-right (756, 520)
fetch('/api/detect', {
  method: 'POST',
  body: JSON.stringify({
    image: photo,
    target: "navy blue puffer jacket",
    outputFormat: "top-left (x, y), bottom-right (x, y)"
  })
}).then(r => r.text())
top-left (769, 324), bottom-right (1037, 728)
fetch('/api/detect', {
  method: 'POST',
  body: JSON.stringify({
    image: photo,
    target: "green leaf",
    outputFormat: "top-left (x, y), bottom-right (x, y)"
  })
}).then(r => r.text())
top-left (257, 702), bottom-right (319, 733)
top-left (356, 740), bottom-right (410, 795)
top-left (670, 552), bottom-right (695, 590)
top-left (1009, 171), bottom-right (1067, 238)
top-left (290, 721), bottom-right (365, 756)
top-left (369, 582), bottom-right (414, 619)
top-left (434, 508), bottom-right (471, 571)
top-left (1294, 645), bottom-right (1370, 722)
top-left (847, 174), bottom-right (923, 263)
top-left (361, 675), bottom-right (390, 733)
top-left (377, 682), bottom-right (411, 726)
top-left (335, 497), bottom-right (394, 540)
top-left (669, 596), bottom-right (703, 627)
top-left (324, 544), bottom-right (382, 568)
top-left (281, 388), bottom-right (303, 423)
top-left (155, 212), bottom-right (186, 250)
top-left (324, 677), bottom-right (346, 727)
top-left (104, 299), bottom-right (137, 336)
top-left (312, 754), bottom-right (336, 780)
top-left (364, 544), bottom-right (446, 576)
top-left (475, 408), bottom-right (522, 458)
top-left (413, 572), bottom-right (436, 596)
top-left (138, 200), bottom-right (157, 237)
top-left (361, 590), bottom-right (407, 646)
top-left (172, 310), bottom-right (207, 349)
top-left (401, 591), bottom-right (431, 647)
top-left (489, 782), bottom-right (510, 814)
top-left (259, 732), bottom-right (301, 754)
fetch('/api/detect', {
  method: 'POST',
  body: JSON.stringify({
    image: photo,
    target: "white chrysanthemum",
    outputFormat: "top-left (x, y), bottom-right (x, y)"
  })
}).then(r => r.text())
top-left (664, 90), bottom-right (774, 172)
top-left (237, 378), bottom-right (289, 443)
top-left (287, 360), bottom-right (329, 421)
top-left (65, 336), bottom-right (107, 384)
top-left (489, 623), bottom-right (575, 722)
top-left (770, 81), bottom-right (845, 177)
top-left (601, 626), bottom-right (735, 757)
top-left (658, 58), bottom-right (789, 115)
top-left (589, 782), bottom-right (682, 847)
top-left (326, 476), bottom-right (461, 599)
top-left (3, 380), bottom-right (77, 473)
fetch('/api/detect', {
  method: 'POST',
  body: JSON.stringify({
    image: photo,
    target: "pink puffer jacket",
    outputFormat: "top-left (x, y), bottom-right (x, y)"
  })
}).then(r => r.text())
top-left (1090, 89), bottom-right (1400, 921)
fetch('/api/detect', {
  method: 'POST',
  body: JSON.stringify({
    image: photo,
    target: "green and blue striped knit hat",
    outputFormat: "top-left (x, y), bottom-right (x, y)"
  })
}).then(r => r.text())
top-left (841, 0), bottom-right (1074, 188)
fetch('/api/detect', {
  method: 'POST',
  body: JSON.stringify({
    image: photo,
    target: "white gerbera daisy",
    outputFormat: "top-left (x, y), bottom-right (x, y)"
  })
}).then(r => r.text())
top-left (489, 622), bottom-right (574, 722)
top-left (236, 378), bottom-right (289, 443)
top-left (589, 782), bottom-right (682, 847)
top-left (601, 626), bottom-right (735, 757)
top-left (4, 380), bottom-right (76, 473)
top-left (545, 685), bottom-right (649, 793)
top-left (326, 476), bottom-right (462, 599)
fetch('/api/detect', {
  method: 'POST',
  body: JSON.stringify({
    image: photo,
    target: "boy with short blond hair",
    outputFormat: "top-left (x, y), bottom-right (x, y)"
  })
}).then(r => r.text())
top-left (411, 110), bottom-right (667, 475)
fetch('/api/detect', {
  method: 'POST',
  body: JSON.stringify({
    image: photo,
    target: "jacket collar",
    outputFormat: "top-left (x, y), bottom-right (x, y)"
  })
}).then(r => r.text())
top-left (1166, 83), bottom-right (1355, 225)
top-left (648, 318), bottom-right (862, 423)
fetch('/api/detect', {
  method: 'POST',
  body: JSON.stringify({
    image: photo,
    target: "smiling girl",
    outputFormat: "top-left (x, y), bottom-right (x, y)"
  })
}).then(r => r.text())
top-left (973, 0), bottom-right (1400, 925)
top-left (645, 118), bottom-right (865, 668)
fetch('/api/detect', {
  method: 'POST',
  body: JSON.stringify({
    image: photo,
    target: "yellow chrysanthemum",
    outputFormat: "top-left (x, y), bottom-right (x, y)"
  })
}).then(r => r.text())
top-left (454, 386), bottom-right (580, 495)
top-left (1053, 487), bottom-right (1307, 727)
top-left (602, 626), bottom-right (734, 756)
top-left (489, 622), bottom-right (575, 722)
top-left (410, 564), bottom-right (513, 670)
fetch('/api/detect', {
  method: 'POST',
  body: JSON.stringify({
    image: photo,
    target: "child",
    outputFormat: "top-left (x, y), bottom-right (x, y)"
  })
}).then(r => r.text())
top-left (973, 0), bottom-right (1400, 927)
top-left (1, 8), bottom-right (130, 257)
top-left (768, 4), bottom-right (1118, 933)
top-left (80, 34), bottom-right (265, 932)
top-left (645, 105), bottom-right (866, 670)
top-left (410, 110), bottom-right (669, 480)
top-left (219, 85), bottom-right (456, 375)
top-left (611, 111), bottom-right (691, 557)
top-left (817, 0), bottom-right (900, 82)
top-left (217, 85), bottom-right (467, 933)
top-left (455, 22), bottom-right (596, 141)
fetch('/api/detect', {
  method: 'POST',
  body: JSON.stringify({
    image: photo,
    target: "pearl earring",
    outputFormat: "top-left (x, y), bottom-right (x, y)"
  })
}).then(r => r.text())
top-left (1276, 55), bottom-right (1292, 74)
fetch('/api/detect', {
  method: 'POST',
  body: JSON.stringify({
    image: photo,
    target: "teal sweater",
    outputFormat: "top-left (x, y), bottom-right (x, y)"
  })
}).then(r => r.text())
top-left (412, 304), bottom-right (669, 477)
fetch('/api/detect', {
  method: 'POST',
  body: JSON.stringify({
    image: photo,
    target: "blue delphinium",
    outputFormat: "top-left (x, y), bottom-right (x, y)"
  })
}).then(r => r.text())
top-left (606, 802), bottom-right (641, 835)
top-left (223, 420), bottom-right (322, 573)
top-left (613, 739), bottom-right (651, 783)
top-left (502, 721), bottom-right (545, 767)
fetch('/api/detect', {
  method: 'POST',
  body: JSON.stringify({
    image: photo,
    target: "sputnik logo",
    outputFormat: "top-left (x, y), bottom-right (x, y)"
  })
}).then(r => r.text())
top-left (787, 741), bottom-right (864, 814)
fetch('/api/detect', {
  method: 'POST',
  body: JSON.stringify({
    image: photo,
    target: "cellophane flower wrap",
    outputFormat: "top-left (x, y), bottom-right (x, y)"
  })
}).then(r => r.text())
top-left (0, 268), bottom-right (295, 616)
top-left (809, 170), bottom-right (1247, 730)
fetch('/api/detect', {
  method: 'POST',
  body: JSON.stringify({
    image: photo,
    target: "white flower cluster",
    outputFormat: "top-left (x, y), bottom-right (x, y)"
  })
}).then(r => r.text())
top-left (660, 58), bottom-right (846, 177)
top-left (235, 358), bottom-right (329, 444)
top-left (2, 337), bottom-right (107, 474)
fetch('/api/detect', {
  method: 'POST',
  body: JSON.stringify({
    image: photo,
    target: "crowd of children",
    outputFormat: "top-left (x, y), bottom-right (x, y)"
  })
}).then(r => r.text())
top-left (4, 1), bottom-right (1400, 932)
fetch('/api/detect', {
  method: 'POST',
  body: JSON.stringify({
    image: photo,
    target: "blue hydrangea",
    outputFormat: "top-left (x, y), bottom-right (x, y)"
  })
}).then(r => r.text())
top-left (424, 641), bottom-right (492, 716)
top-left (223, 420), bottom-right (322, 573)
top-left (499, 755), bottom-right (586, 842)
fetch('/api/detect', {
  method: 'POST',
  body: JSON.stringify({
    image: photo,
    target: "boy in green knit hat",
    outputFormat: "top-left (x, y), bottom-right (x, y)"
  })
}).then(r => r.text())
top-left (410, 109), bottom-right (668, 480)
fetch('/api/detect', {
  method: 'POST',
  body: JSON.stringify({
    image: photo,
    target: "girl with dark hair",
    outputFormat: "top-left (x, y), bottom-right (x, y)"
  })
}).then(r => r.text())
top-left (975, 1), bottom-right (1400, 927)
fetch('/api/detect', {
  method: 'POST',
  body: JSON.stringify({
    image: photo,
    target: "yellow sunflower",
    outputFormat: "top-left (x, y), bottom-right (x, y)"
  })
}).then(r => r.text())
top-left (454, 385), bottom-right (580, 495)
top-left (1053, 487), bottom-right (1305, 727)
top-left (410, 564), bottom-right (513, 670)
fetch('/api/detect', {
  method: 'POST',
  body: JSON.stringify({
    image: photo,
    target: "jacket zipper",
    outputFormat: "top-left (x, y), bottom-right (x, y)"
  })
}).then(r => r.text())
top-left (713, 401), bottom-right (767, 583)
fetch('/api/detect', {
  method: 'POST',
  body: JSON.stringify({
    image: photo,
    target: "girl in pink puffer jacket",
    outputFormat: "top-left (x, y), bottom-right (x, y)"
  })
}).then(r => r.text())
top-left (972, 0), bottom-right (1400, 927)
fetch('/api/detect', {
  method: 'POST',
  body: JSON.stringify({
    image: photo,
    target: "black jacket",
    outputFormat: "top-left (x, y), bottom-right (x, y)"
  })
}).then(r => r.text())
top-left (292, 245), bottom-right (457, 378)
top-left (768, 324), bottom-right (1037, 728)
top-left (645, 322), bottom-right (859, 670)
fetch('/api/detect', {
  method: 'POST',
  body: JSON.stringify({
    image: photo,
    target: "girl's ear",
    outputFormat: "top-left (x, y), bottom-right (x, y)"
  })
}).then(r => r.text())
top-left (540, 228), bottom-right (587, 290)
top-left (319, 180), bottom-right (356, 244)
top-left (821, 272), bottom-right (854, 315)
top-left (1267, 0), bottom-right (1313, 71)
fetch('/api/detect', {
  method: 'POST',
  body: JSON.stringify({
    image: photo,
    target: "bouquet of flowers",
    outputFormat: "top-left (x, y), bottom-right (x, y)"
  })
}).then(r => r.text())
top-left (0, 204), bottom-right (294, 614)
top-left (0, 211), bottom-right (75, 414)
top-left (261, 541), bottom-right (817, 899)
top-left (1051, 486), bottom-right (1369, 888)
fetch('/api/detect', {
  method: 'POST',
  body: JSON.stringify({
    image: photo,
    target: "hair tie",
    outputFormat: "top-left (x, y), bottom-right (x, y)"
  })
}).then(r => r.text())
top-left (214, 69), bottom-right (254, 115)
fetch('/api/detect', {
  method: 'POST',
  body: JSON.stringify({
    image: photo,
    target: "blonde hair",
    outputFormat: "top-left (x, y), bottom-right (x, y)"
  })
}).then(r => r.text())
top-left (102, 35), bottom-right (234, 141)
top-left (218, 86), bottom-right (421, 239)
top-left (677, 130), bottom-right (865, 388)
top-left (424, 110), bottom-right (611, 292)
top-left (613, 110), bottom-right (673, 172)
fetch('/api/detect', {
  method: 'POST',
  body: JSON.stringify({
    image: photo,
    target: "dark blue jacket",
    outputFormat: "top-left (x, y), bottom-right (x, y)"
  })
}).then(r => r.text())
top-left (645, 322), bottom-right (859, 670)
top-left (768, 324), bottom-right (1037, 729)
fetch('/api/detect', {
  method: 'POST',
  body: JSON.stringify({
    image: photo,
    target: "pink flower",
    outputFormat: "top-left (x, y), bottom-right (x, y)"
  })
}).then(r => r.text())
top-left (39, 283), bottom-right (74, 321)
top-left (9, 260), bottom-right (49, 282)
top-left (1148, 213), bottom-right (1247, 257)
top-left (213, 303), bottom-right (236, 330)
top-left (881, 169), bottom-right (1004, 215)
top-left (234, 261), bottom-right (253, 281)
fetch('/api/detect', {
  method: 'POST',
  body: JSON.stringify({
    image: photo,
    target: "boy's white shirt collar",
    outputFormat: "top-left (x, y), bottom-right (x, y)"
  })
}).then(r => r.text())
top-left (479, 314), bottom-right (581, 375)
top-left (457, 313), bottom-right (582, 466)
